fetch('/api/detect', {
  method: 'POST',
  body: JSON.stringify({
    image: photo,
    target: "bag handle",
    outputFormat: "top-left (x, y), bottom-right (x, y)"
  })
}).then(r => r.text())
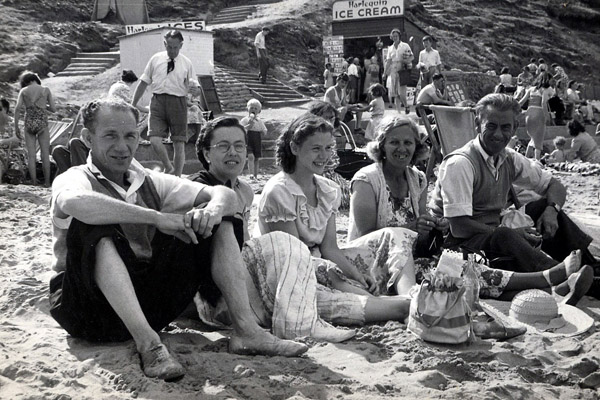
top-left (417, 285), bottom-right (467, 329)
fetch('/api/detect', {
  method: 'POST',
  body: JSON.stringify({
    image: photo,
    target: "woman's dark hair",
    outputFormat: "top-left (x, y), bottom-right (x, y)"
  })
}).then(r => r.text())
top-left (500, 67), bottom-right (509, 75)
top-left (567, 119), bottom-right (586, 137)
top-left (19, 71), bottom-right (41, 88)
top-left (276, 113), bottom-right (333, 173)
top-left (568, 79), bottom-right (577, 89)
top-left (0, 98), bottom-right (9, 113)
top-left (366, 115), bottom-right (426, 165)
top-left (336, 72), bottom-right (349, 83)
top-left (307, 100), bottom-right (339, 127)
top-left (121, 70), bottom-right (138, 83)
top-left (195, 116), bottom-right (246, 170)
top-left (533, 72), bottom-right (551, 89)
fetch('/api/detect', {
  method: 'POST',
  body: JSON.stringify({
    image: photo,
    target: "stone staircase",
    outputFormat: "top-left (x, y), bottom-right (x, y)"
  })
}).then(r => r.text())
top-left (56, 51), bottom-right (120, 77)
top-left (213, 65), bottom-right (256, 111)
top-left (209, 4), bottom-right (257, 25)
top-left (221, 66), bottom-right (308, 108)
top-left (420, 0), bottom-right (445, 17)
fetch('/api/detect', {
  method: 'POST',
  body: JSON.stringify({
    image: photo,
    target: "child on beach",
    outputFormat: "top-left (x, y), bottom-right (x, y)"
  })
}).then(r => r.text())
top-left (324, 63), bottom-right (334, 89)
top-left (186, 92), bottom-right (205, 144)
top-left (544, 136), bottom-right (567, 163)
top-left (240, 98), bottom-right (267, 179)
top-left (354, 83), bottom-right (387, 141)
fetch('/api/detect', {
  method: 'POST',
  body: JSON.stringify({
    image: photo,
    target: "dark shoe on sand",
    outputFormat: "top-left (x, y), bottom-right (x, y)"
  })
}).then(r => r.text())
top-left (562, 265), bottom-right (594, 306)
top-left (139, 343), bottom-right (185, 381)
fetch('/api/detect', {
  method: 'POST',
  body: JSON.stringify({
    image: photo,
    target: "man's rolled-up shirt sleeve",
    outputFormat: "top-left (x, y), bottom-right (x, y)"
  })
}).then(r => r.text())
top-left (438, 155), bottom-right (476, 218)
top-left (511, 150), bottom-right (552, 196)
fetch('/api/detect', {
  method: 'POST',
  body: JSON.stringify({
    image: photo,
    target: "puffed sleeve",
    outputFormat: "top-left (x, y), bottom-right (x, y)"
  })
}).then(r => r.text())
top-left (259, 182), bottom-right (298, 223)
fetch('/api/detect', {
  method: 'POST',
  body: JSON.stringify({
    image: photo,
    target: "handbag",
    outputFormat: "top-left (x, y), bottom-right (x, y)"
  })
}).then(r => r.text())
top-left (398, 68), bottom-right (412, 86)
top-left (407, 273), bottom-right (474, 344)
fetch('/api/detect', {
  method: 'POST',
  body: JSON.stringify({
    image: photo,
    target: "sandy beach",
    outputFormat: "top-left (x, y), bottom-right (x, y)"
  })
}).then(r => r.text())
top-left (1, 169), bottom-right (599, 399)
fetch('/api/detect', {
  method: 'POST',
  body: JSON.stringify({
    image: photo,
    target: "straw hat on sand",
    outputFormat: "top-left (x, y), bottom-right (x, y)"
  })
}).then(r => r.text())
top-left (481, 289), bottom-right (594, 338)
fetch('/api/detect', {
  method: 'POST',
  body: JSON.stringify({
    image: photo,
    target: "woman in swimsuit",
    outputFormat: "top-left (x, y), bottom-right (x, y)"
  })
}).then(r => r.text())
top-left (519, 72), bottom-right (553, 160)
top-left (14, 71), bottom-right (56, 186)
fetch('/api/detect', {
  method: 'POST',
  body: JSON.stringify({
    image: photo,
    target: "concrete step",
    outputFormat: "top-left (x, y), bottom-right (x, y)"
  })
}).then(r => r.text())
top-left (65, 63), bottom-right (113, 68)
top-left (70, 57), bottom-right (118, 63)
top-left (56, 71), bottom-right (104, 77)
top-left (210, 16), bottom-right (251, 24)
top-left (75, 51), bottom-right (120, 59)
top-left (218, 5), bottom-right (256, 12)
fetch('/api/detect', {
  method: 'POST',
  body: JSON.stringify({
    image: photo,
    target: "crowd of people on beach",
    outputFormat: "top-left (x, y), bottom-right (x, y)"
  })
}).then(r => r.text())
top-left (1, 27), bottom-right (600, 383)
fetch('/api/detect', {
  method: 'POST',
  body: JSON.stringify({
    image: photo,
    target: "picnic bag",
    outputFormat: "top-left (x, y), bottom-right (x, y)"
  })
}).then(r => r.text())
top-left (407, 273), bottom-right (473, 344)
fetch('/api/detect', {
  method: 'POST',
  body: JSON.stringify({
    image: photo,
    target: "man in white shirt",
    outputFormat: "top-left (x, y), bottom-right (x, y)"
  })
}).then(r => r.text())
top-left (254, 27), bottom-right (271, 84)
top-left (49, 98), bottom-right (307, 381)
top-left (132, 30), bottom-right (200, 177)
top-left (429, 93), bottom-right (598, 280)
top-left (417, 36), bottom-right (442, 85)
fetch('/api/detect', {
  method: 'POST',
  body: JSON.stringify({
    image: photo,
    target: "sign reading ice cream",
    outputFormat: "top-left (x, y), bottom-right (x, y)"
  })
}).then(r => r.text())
top-left (332, 0), bottom-right (404, 21)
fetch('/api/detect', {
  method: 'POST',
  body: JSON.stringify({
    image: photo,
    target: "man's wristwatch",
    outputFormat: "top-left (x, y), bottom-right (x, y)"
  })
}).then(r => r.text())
top-left (547, 202), bottom-right (561, 213)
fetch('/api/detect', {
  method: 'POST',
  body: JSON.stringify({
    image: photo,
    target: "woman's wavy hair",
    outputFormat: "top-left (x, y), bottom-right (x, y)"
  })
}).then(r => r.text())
top-left (195, 116), bottom-right (247, 170)
top-left (19, 71), bottom-right (41, 88)
top-left (276, 113), bottom-right (333, 173)
top-left (366, 115), bottom-right (426, 164)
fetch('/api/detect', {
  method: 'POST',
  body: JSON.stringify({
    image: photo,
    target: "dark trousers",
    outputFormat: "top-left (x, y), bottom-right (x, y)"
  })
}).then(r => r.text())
top-left (446, 198), bottom-right (593, 272)
top-left (257, 49), bottom-right (269, 83)
top-left (49, 218), bottom-right (242, 342)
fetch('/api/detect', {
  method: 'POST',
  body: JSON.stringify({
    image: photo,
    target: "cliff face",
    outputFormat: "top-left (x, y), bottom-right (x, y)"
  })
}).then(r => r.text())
top-left (0, 0), bottom-right (598, 101)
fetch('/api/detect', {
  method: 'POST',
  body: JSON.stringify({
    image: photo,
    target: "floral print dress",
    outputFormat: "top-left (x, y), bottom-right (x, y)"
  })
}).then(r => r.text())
top-left (259, 171), bottom-right (418, 296)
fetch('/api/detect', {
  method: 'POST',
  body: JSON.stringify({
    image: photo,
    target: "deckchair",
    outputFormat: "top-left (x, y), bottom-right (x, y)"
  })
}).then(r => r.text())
top-left (416, 105), bottom-right (477, 181)
top-left (36, 119), bottom-right (74, 156)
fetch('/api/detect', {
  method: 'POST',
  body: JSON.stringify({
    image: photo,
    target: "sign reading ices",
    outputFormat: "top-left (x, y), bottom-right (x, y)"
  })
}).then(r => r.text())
top-left (125, 20), bottom-right (206, 35)
top-left (332, 0), bottom-right (404, 21)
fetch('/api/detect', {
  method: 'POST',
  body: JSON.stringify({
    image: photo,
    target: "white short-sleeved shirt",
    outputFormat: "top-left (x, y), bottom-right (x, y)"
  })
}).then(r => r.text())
top-left (348, 64), bottom-right (359, 77)
top-left (433, 137), bottom-right (552, 218)
top-left (254, 31), bottom-right (266, 49)
top-left (139, 51), bottom-right (199, 97)
top-left (51, 156), bottom-right (205, 271)
top-left (258, 171), bottom-right (341, 249)
top-left (418, 48), bottom-right (441, 69)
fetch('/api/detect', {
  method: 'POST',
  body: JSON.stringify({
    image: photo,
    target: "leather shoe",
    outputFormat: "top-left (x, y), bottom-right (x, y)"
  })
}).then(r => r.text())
top-left (139, 343), bottom-right (185, 381)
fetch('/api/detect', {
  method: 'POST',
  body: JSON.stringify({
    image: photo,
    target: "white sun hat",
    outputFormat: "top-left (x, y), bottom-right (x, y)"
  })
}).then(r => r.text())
top-left (480, 289), bottom-right (594, 338)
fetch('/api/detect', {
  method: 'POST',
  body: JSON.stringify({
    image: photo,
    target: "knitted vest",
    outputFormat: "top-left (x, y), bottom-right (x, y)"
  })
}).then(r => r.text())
top-left (441, 141), bottom-right (515, 227)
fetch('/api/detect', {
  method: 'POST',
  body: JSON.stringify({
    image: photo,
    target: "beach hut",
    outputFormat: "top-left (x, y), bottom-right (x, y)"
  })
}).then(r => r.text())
top-left (119, 27), bottom-right (220, 112)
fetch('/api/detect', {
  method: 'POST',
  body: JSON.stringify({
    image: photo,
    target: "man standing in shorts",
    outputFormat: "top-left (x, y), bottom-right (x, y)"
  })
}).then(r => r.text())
top-left (132, 30), bottom-right (200, 176)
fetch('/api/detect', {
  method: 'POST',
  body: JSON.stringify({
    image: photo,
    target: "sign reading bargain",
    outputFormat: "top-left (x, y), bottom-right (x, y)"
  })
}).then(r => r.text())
top-left (125, 20), bottom-right (206, 35)
top-left (332, 0), bottom-right (404, 21)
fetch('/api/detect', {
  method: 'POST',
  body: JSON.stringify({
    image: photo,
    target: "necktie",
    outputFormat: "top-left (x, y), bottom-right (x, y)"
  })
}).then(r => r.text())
top-left (167, 58), bottom-right (174, 74)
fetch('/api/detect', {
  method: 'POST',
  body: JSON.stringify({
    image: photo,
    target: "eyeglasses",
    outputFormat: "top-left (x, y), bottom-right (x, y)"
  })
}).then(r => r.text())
top-left (209, 142), bottom-right (247, 153)
top-left (167, 58), bottom-right (175, 74)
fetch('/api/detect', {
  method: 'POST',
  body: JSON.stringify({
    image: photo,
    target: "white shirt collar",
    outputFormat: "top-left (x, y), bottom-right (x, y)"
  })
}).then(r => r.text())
top-left (86, 154), bottom-right (148, 200)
